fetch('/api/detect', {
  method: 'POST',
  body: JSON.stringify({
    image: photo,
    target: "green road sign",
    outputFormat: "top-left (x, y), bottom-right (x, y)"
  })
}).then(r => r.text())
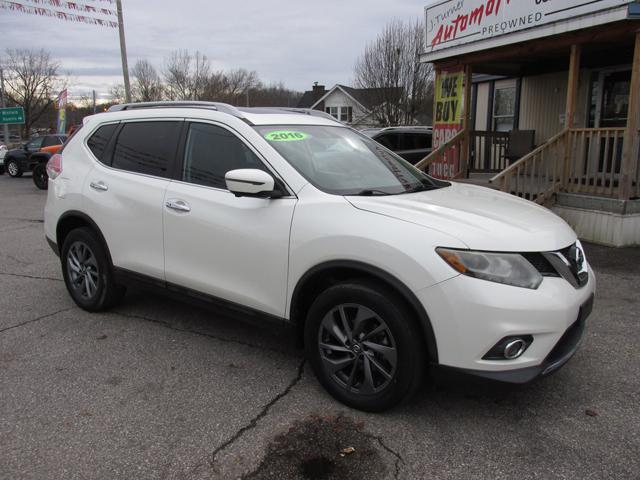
top-left (0, 107), bottom-right (25, 125)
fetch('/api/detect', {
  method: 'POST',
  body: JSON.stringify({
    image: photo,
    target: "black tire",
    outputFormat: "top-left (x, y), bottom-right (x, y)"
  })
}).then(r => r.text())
top-left (304, 280), bottom-right (426, 412)
top-left (32, 163), bottom-right (48, 190)
top-left (61, 227), bottom-right (126, 311)
top-left (6, 159), bottom-right (22, 178)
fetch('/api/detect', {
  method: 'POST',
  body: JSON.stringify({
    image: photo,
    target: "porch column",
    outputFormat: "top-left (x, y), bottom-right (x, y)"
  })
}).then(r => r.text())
top-left (460, 64), bottom-right (473, 177)
top-left (562, 44), bottom-right (581, 189)
top-left (619, 31), bottom-right (640, 200)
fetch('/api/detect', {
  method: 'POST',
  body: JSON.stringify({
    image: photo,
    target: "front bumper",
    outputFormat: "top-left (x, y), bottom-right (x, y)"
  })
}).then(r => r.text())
top-left (416, 267), bottom-right (596, 380)
top-left (444, 293), bottom-right (593, 383)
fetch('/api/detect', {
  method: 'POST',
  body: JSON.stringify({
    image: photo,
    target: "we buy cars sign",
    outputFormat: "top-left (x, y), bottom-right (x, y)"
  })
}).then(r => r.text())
top-left (425, 0), bottom-right (635, 53)
top-left (430, 68), bottom-right (464, 179)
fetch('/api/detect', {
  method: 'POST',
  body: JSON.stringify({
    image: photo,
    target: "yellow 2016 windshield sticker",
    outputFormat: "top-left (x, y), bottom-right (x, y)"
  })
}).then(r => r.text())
top-left (265, 131), bottom-right (309, 142)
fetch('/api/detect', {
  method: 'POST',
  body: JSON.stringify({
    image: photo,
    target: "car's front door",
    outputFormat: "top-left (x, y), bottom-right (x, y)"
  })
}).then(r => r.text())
top-left (163, 121), bottom-right (297, 318)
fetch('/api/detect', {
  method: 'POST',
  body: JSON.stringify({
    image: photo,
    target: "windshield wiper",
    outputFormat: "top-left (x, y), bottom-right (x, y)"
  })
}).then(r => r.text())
top-left (354, 189), bottom-right (392, 196)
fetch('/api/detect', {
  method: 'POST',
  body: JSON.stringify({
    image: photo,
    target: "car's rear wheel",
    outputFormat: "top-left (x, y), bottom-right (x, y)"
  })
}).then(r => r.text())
top-left (61, 227), bottom-right (125, 311)
top-left (6, 159), bottom-right (22, 178)
top-left (304, 281), bottom-right (425, 412)
top-left (32, 163), bottom-right (48, 190)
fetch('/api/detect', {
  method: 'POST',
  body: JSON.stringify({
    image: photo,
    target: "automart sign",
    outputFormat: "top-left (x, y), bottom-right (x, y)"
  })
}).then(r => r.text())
top-left (425, 0), bottom-right (634, 52)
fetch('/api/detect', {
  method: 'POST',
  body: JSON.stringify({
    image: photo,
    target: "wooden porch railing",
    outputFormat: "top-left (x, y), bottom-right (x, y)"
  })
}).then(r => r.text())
top-left (489, 130), bottom-right (566, 204)
top-left (414, 129), bottom-right (466, 178)
top-left (470, 130), bottom-right (510, 172)
top-left (565, 128), bottom-right (626, 196)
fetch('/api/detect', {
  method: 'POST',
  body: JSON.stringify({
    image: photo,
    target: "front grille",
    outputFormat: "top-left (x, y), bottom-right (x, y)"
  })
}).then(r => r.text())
top-left (523, 243), bottom-right (589, 289)
top-left (522, 252), bottom-right (559, 276)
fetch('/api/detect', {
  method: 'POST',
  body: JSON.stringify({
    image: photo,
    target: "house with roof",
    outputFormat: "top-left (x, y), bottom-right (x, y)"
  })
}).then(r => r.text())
top-left (297, 83), bottom-right (402, 128)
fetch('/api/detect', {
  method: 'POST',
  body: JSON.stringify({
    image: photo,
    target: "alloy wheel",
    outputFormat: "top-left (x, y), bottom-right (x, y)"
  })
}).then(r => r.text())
top-left (66, 241), bottom-right (100, 299)
top-left (318, 303), bottom-right (397, 394)
top-left (7, 162), bottom-right (18, 176)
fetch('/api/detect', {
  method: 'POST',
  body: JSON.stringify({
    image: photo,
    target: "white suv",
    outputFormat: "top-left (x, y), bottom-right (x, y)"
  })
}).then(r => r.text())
top-left (44, 102), bottom-right (595, 411)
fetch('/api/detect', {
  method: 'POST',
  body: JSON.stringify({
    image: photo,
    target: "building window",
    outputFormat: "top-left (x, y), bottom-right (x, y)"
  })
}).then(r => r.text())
top-left (326, 107), bottom-right (339, 119)
top-left (493, 86), bottom-right (516, 131)
top-left (340, 106), bottom-right (353, 123)
top-left (325, 106), bottom-right (353, 123)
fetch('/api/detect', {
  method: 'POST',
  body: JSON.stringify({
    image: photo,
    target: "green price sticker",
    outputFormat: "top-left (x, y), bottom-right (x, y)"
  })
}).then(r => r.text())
top-left (265, 131), bottom-right (309, 142)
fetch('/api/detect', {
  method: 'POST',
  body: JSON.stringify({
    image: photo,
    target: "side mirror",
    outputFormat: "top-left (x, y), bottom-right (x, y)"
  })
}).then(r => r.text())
top-left (225, 169), bottom-right (282, 198)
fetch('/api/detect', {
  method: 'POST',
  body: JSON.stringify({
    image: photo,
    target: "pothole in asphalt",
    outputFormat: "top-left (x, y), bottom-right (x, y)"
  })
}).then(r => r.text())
top-left (245, 415), bottom-right (388, 480)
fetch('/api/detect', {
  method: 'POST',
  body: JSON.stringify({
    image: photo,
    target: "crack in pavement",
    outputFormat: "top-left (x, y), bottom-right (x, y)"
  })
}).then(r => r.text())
top-left (0, 271), bottom-right (63, 282)
top-left (210, 359), bottom-right (306, 468)
top-left (111, 310), bottom-right (292, 355)
top-left (362, 432), bottom-right (405, 480)
top-left (0, 306), bottom-right (76, 334)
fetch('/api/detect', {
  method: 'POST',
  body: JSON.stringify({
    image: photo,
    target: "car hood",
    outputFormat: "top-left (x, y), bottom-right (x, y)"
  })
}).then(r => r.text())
top-left (346, 182), bottom-right (576, 252)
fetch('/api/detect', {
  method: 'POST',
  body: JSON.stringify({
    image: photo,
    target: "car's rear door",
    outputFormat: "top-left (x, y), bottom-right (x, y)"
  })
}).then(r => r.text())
top-left (162, 120), bottom-right (296, 318)
top-left (83, 120), bottom-right (181, 280)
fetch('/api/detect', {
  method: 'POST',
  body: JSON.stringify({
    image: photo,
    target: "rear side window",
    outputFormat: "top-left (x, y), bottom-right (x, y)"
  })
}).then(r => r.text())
top-left (112, 121), bottom-right (181, 178)
top-left (182, 123), bottom-right (266, 189)
top-left (87, 124), bottom-right (117, 161)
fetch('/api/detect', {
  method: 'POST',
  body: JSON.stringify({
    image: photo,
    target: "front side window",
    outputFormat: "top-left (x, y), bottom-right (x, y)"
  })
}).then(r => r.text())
top-left (257, 125), bottom-right (448, 195)
top-left (112, 121), bottom-right (181, 177)
top-left (182, 123), bottom-right (266, 189)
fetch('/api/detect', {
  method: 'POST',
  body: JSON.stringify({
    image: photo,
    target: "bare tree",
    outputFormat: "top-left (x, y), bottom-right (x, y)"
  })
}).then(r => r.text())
top-left (109, 84), bottom-right (126, 104)
top-left (163, 50), bottom-right (210, 101)
top-left (223, 68), bottom-right (260, 105)
top-left (354, 19), bottom-right (434, 126)
top-left (132, 59), bottom-right (163, 102)
top-left (3, 49), bottom-right (63, 137)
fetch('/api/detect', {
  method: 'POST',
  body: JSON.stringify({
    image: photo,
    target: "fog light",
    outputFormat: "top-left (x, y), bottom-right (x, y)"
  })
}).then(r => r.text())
top-left (483, 335), bottom-right (533, 360)
top-left (504, 339), bottom-right (527, 359)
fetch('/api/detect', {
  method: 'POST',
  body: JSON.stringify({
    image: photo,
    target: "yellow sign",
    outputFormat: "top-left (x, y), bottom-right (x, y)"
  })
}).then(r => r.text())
top-left (434, 70), bottom-right (463, 127)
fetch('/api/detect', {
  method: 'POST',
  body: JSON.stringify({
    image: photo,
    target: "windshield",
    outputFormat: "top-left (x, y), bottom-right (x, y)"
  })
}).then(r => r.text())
top-left (256, 125), bottom-right (449, 195)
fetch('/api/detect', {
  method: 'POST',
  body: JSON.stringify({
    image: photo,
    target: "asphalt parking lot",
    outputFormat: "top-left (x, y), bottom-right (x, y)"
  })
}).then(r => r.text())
top-left (0, 174), bottom-right (639, 480)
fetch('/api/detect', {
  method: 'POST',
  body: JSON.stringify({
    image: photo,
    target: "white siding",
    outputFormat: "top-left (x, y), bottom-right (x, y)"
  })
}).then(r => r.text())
top-left (474, 83), bottom-right (490, 131)
top-left (519, 70), bottom-right (590, 145)
top-left (322, 89), bottom-right (370, 126)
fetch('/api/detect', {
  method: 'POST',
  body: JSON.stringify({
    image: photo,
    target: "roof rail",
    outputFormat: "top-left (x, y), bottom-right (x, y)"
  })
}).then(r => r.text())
top-left (107, 101), bottom-right (249, 122)
top-left (271, 107), bottom-right (337, 121)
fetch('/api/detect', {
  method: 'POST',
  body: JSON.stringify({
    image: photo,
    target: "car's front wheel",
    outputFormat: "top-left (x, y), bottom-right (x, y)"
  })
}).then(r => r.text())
top-left (304, 281), bottom-right (425, 412)
top-left (61, 227), bottom-right (125, 311)
top-left (6, 159), bottom-right (22, 178)
top-left (32, 163), bottom-right (48, 190)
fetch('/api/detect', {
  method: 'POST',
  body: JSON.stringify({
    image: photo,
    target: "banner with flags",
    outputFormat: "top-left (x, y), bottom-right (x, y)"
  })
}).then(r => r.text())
top-left (57, 89), bottom-right (68, 135)
top-left (0, 0), bottom-right (119, 28)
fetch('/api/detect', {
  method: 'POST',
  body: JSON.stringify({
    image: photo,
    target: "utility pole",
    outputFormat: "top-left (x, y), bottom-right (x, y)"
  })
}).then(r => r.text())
top-left (92, 90), bottom-right (97, 114)
top-left (116, 0), bottom-right (131, 103)
top-left (0, 66), bottom-right (10, 145)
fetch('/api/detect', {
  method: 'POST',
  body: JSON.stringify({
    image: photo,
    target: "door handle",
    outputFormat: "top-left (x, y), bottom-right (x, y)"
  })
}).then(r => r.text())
top-left (90, 181), bottom-right (108, 192)
top-left (165, 199), bottom-right (191, 212)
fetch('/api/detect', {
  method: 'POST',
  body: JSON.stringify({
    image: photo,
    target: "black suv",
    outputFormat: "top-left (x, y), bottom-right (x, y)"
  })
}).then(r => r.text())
top-left (363, 127), bottom-right (433, 165)
top-left (3, 134), bottom-right (67, 177)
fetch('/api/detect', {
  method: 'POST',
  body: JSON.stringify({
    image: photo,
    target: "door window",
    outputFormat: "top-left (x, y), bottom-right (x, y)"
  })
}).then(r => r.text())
top-left (182, 123), bottom-right (266, 189)
top-left (112, 121), bottom-right (181, 177)
top-left (26, 137), bottom-right (44, 150)
top-left (493, 86), bottom-right (516, 131)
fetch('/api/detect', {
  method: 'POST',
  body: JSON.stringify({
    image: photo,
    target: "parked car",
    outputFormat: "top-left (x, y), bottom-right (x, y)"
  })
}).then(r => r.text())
top-left (0, 145), bottom-right (7, 175)
top-left (364, 126), bottom-right (433, 165)
top-left (44, 102), bottom-right (595, 411)
top-left (3, 134), bottom-right (67, 178)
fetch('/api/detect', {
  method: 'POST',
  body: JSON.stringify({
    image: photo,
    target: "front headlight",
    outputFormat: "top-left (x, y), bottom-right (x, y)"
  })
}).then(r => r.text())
top-left (436, 248), bottom-right (543, 289)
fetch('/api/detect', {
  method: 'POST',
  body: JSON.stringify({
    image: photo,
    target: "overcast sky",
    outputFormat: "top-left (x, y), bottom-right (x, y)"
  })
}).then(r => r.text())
top-left (1, 0), bottom-right (427, 102)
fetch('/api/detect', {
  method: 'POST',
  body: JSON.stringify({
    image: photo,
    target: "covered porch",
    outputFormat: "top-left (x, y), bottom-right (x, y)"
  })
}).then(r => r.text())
top-left (417, 19), bottom-right (640, 208)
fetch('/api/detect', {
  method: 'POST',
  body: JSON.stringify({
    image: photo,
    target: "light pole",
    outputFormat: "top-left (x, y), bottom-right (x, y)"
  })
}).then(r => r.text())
top-left (0, 65), bottom-right (9, 145)
top-left (116, 0), bottom-right (131, 103)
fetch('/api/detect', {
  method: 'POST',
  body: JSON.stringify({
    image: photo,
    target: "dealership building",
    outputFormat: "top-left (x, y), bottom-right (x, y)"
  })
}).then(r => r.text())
top-left (419, 0), bottom-right (640, 246)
